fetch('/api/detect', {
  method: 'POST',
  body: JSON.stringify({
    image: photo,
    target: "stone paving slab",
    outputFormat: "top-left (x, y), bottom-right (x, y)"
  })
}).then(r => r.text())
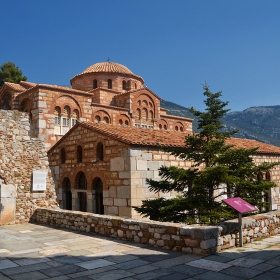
top-left (0, 223), bottom-right (279, 280)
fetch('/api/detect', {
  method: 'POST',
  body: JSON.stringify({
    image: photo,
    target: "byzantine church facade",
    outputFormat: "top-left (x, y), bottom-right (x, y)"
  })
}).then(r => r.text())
top-left (1, 61), bottom-right (280, 219)
top-left (0, 61), bottom-right (192, 150)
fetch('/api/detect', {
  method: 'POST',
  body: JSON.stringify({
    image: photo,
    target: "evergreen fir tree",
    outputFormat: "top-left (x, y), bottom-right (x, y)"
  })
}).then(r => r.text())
top-left (134, 85), bottom-right (278, 224)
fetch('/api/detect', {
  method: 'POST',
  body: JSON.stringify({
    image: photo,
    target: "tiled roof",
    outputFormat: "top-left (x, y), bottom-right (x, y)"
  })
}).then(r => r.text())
top-left (49, 122), bottom-right (280, 155)
top-left (225, 138), bottom-right (280, 154)
top-left (80, 122), bottom-right (188, 147)
top-left (4, 82), bottom-right (27, 92)
top-left (20, 81), bottom-right (37, 88)
top-left (79, 122), bottom-right (280, 154)
top-left (71, 61), bottom-right (144, 84)
top-left (83, 62), bottom-right (133, 75)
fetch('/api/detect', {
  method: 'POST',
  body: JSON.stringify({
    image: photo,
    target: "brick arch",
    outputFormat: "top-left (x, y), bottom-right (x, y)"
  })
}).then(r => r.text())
top-left (74, 171), bottom-right (88, 190)
top-left (136, 93), bottom-right (155, 110)
top-left (135, 93), bottom-right (155, 127)
top-left (53, 95), bottom-right (81, 117)
top-left (93, 110), bottom-right (111, 124)
top-left (158, 119), bottom-right (169, 130)
top-left (118, 114), bottom-right (130, 126)
top-left (58, 173), bottom-right (74, 190)
top-left (174, 121), bottom-right (184, 132)
top-left (89, 173), bottom-right (107, 190)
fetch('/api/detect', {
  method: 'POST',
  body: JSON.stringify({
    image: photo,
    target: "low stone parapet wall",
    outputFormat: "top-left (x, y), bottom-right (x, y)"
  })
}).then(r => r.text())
top-left (34, 208), bottom-right (280, 256)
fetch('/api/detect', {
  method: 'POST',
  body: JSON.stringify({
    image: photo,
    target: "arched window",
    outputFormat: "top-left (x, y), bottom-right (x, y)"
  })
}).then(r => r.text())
top-left (62, 106), bottom-right (70, 134)
top-left (125, 120), bottom-right (129, 126)
top-left (62, 177), bottom-right (72, 210)
top-left (103, 116), bottom-right (109, 124)
top-left (78, 172), bottom-right (87, 189)
top-left (143, 108), bottom-right (148, 124)
top-left (149, 110), bottom-right (153, 125)
top-left (122, 80), bottom-right (127, 90)
top-left (77, 145), bottom-right (82, 163)
top-left (1, 92), bottom-right (11, 110)
top-left (95, 115), bottom-right (101, 123)
top-left (136, 108), bottom-right (141, 120)
top-left (159, 124), bottom-right (162, 129)
top-left (93, 79), bottom-right (98, 89)
top-left (96, 142), bottom-right (104, 161)
top-left (71, 109), bottom-right (79, 127)
top-left (108, 79), bottom-right (112, 89)
top-left (175, 126), bottom-right (179, 131)
top-left (92, 178), bottom-right (104, 214)
top-left (54, 106), bottom-right (61, 125)
top-left (61, 148), bottom-right (66, 164)
top-left (119, 119), bottom-right (123, 125)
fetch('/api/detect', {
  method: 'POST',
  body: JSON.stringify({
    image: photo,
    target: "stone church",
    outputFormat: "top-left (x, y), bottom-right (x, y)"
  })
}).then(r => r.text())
top-left (0, 61), bottom-right (192, 150)
top-left (1, 61), bottom-right (280, 220)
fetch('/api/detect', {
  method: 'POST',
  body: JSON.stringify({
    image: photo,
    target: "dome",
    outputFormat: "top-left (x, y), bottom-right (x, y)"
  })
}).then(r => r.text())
top-left (83, 62), bottom-right (133, 75)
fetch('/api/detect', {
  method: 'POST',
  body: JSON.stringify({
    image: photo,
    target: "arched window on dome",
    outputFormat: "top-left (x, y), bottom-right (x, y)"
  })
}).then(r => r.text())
top-left (108, 79), bottom-right (112, 89)
top-left (93, 79), bottom-right (98, 89)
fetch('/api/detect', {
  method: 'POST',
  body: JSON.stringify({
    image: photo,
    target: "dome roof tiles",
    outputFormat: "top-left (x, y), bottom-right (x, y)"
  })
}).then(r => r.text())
top-left (83, 62), bottom-right (133, 75)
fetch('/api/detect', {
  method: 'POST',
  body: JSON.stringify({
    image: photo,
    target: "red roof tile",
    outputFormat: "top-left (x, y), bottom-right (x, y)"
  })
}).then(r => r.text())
top-left (4, 82), bottom-right (27, 92)
top-left (49, 122), bottom-right (280, 155)
top-left (80, 122), bottom-right (280, 155)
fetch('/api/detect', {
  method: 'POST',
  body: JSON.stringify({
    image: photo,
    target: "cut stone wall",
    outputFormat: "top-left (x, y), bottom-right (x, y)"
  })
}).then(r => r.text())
top-left (35, 207), bottom-right (280, 256)
top-left (0, 110), bottom-right (58, 224)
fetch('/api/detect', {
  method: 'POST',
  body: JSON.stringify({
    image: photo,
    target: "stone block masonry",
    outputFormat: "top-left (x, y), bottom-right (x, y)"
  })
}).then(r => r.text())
top-left (35, 207), bottom-right (280, 256)
top-left (0, 110), bottom-right (58, 224)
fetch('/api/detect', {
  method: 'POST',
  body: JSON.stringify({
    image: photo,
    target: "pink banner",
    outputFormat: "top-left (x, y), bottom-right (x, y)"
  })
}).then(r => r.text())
top-left (222, 197), bottom-right (258, 213)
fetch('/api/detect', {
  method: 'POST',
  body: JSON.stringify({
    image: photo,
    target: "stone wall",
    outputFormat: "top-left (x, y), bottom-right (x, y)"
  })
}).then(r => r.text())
top-left (0, 110), bottom-right (58, 224)
top-left (35, 207), bottom-right (280, 256)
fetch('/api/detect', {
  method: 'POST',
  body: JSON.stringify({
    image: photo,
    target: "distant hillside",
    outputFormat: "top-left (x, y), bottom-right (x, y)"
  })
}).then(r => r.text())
top-left (161, 100), bottom-right (280, 147)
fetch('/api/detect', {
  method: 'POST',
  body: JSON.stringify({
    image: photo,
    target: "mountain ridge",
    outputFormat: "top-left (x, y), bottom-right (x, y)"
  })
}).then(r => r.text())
top-left (161, 99), bottom-right (280, 147)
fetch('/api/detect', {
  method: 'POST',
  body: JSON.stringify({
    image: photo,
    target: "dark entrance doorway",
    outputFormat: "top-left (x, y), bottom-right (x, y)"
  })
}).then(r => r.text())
top-left (63, 177), bottom-right (72, 210)
top-left (93, 177), bottom-right (104, 214)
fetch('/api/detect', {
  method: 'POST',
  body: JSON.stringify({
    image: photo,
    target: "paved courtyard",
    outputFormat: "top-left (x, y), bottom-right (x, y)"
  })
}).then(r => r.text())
top-left (0, 223), bottom-right (280, 280)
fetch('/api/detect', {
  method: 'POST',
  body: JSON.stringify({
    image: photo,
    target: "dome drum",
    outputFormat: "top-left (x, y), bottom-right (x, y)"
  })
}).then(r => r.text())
top-left (71, 62), bottom-right (144, 92)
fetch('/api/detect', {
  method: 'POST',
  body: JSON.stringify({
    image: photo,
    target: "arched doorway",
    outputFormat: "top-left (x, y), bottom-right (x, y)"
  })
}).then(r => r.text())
top-left (62, 177), bottom-right (72, 210)
top-left (76, 172), bottom-right (87, 212)
top-left (92, 177), bottom-right (104, 214)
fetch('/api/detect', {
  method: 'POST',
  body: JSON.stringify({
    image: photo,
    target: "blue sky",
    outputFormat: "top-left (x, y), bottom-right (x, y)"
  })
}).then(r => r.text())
top-left (1, 0), bottom-right (280, 112)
